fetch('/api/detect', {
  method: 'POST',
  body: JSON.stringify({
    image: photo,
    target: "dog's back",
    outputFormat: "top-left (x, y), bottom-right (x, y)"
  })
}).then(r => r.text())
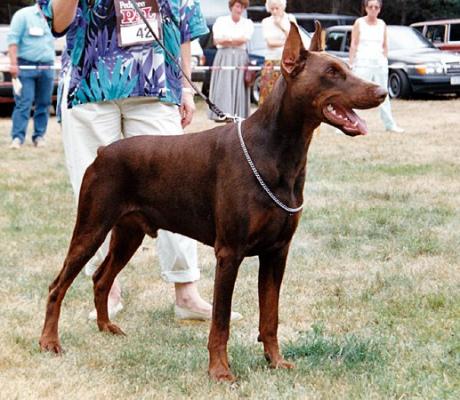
top-left (83, 124), bottom-right (240, 245)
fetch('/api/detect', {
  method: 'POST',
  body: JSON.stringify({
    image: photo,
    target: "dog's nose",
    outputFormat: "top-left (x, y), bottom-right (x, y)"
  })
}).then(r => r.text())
top-left (373, 86), bottom-right (388, 102)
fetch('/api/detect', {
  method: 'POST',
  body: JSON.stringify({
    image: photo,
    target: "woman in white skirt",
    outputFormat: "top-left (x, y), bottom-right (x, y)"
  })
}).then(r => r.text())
top-left (209, 0), bottom-right (254, 120)
top-left (349, 0), bottom-right (404, 133)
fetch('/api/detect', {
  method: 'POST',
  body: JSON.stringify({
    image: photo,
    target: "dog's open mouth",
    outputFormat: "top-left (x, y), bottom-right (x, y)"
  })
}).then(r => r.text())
top-left (322, 103), bottom-right (368, 136)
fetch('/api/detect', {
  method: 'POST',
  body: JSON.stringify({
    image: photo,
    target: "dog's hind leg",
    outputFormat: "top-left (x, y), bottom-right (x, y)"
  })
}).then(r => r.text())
top-left (40, 171), bottom-right (122, 354)
top-left (92, 214), bottom-right (146, 335)
top-left (208, 246), bottom-right (243, 383)
top-left (257, 244), bottom-right (295, 370)
top-left (39, 223), bottom-right (113, 354)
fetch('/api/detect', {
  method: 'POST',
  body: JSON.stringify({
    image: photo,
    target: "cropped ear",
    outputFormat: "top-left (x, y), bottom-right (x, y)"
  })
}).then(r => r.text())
top-left (309, 21), bottom-right (324, 52)
top-left (281, 22), bottom-right (307, 77)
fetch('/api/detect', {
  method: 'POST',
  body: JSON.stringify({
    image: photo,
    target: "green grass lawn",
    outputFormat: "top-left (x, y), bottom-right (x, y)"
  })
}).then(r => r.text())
top-left (0, 99), bottom-right (459, 399)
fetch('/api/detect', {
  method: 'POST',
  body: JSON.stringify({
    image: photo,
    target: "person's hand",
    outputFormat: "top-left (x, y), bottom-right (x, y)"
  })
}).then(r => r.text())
top-left (180, 90), bottom-right (195, 128)
top-left (10, 64), bottom-right (18, 78)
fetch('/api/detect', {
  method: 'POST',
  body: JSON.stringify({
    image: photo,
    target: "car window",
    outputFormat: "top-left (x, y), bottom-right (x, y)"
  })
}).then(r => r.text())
top-left (426, 24), bottom-right (445, 43)
top-left (449, 23), bottom-right (460, 42)
top-left (345, 31), bottom-right (351, 51)
top-left (412, 25), bottom-right (424, 34)
top-left (297, 19), bottom-right (316, 32)
top-left (325, 31), bottom-right (345, 51)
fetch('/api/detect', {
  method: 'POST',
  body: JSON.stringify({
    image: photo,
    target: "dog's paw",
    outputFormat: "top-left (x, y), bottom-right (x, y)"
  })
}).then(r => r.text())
top-left (270, 359), bottom-right (295, 370)
top-left (98, 322), bottom-right (126, 336)
top-left (208, 367), bottom-right (236, 383)
top-left (39, 337), bottom-right (63, 355)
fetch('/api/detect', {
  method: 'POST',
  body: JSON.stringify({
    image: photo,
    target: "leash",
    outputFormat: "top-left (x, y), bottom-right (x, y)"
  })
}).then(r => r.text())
top-left (130, 2), bottom-right (300, 212)
top-left (128, 0), bottom-right (238, 123)
top-left (237, 120), bottom-right (304, 214)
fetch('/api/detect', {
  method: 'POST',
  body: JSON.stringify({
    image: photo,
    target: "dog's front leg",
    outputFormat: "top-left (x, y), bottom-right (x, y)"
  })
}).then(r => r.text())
top-left (208, 246), bottom-right (242, 383)
top-left (257, 245), bottom-right (295, 370)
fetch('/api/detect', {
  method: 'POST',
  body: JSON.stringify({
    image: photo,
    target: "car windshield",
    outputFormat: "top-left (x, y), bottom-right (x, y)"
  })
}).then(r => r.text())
top-left (388, 26), bottom-right (435, 51)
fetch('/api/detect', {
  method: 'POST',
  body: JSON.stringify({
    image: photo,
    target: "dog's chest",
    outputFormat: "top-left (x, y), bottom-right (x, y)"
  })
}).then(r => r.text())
top-left (246, 210), bottom-right (300, 251)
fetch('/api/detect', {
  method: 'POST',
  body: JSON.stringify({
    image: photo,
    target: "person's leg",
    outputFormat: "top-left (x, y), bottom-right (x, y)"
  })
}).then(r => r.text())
top-left (60, 73), bottom-right (123, 316)
top-left (32, 68), bottom-right (54, 144)
top-left (10, 69), bottom-right (35, 144)
top-left (373, 65), bottom-right (399, 130)
top-left (120, 97), bottom-right (214, 316)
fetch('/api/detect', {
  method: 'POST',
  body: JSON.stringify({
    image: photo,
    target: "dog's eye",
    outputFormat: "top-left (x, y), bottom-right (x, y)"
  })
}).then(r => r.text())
top-left (327, 66), bottom-right (339, 76)
top-left (326, 65), bottom-right (345, 80)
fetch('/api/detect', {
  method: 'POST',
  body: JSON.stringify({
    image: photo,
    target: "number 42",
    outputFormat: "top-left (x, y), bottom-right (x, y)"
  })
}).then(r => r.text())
top-left (136, 26), bottom-right (153, 39)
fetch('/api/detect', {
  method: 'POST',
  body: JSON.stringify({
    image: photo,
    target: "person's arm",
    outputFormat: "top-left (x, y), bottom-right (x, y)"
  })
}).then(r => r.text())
top-left (179, 41), bottom-right (195, 128)
top-left (382, 23), bottom-right (389, 59)
top-left (8, 44), bottom-right (18, 78)
top-left (349, 20), bottom-right (360, 67)
top-left (6, 11), bottom-right (23, 78)
top-left (265, 37), bottom-right (285, 48)
top-left (264, 19), bottom-right (287, 48)
top-left (51, 0), bottom-right (79, 34)
top-left (212, 17), bottom-right (247, 47)
top-left (214, 37), bottom-right (248, 47)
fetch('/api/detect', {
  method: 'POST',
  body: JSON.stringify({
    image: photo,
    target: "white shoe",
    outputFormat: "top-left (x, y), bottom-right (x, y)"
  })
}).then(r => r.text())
top-left (386, 126), bottom-right (405, 133)
top-left (9, 138), bottom-right (21, 149)
top-left (174, 305), bottom-right (243, 322)
top-left (88, 302), bottom-right (123, 320)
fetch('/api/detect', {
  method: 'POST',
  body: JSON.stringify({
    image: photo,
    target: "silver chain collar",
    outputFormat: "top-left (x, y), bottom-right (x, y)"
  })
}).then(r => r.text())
top-left (237, 120), bottom-right (304, 214)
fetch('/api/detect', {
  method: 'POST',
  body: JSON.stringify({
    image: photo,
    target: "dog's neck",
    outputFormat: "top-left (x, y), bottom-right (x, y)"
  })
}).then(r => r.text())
top-left (238, 78), bottom-right (320, 206)
top-left (248, 77), bottom-right (320, 171)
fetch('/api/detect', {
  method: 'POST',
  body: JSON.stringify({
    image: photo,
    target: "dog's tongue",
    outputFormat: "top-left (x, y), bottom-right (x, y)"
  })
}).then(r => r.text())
top-left (325, 103), bottom-right (368, 136)
top-left (343, 109), bottom-right (368, 136)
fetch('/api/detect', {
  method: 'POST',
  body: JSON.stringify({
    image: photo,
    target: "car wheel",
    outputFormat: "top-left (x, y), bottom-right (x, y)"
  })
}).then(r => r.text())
top-left (251, 73), bottom-right (261, 105)
top-left (388, 69), bottom-right (411, 99)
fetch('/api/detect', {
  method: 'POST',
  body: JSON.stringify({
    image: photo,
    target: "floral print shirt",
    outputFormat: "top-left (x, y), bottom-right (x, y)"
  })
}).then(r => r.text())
top-left (37, 0), bottom-right (208, 110)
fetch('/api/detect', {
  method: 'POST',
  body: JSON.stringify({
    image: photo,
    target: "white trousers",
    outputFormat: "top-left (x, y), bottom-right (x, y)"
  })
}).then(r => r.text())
top-left (353, 64), bottom-right (398, 130)
top-left (61, 93), bottom-right (200, 283)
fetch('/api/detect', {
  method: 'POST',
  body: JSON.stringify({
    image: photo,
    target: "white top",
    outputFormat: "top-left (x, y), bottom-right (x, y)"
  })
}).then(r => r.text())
top-left (261, 13), bottom-right (295, 59)
top-left (212, 15), bottom-right (254, 50)
top-left (355, 17), bottom-right (387, 67)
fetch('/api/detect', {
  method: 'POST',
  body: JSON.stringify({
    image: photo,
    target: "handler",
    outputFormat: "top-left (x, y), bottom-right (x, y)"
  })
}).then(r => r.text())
top-left (7, 3), bottom-right (55, 149)
top-left (37, 0), bottom-right (242, 321)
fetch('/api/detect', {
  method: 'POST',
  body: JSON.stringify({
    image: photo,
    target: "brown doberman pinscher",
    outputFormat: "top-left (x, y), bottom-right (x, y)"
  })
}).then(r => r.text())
top-left (39, 22), bottom-right (386, 382)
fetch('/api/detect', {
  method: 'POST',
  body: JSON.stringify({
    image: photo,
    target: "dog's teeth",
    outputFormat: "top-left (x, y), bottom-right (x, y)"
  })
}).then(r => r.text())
top-left (327, 104), bottom-right (334, 112)
top-left (353, 121), bottom-right (358, 127)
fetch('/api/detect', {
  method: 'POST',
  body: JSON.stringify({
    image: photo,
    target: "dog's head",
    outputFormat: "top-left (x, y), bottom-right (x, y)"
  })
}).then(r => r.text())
top-left (281, 21), bottom-right (387, 136)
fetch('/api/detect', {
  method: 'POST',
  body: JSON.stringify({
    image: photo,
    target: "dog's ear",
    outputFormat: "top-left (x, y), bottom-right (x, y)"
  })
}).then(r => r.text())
top-left (309, 21), bottom-right (324, 52)
top-left (281, 22), bottom-right (307, 77)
